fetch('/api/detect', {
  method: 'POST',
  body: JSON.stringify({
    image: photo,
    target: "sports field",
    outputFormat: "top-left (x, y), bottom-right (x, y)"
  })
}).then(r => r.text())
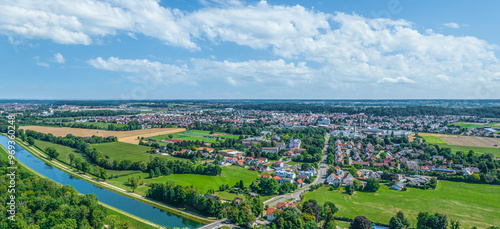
top-left (20, 126), bottom-right (185, 144)
top-left (302, 181), bottom-right (500, 228)
top-left (91, 142), bottom-right (189, 163)
top-left (148, 130), bottom-right (237, 143)
top-left (107, 165), bottom-right (261, 197)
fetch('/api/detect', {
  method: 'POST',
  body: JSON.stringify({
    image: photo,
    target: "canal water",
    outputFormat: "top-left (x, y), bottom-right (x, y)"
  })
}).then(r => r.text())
top-left (0, 135), bottom-right (204, 228)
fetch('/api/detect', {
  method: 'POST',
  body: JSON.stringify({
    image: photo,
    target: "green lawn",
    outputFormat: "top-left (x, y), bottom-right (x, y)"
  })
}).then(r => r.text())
top-left (302, 181), bottom-right (500, 228)
top-left (147, 130), bottom-right (232, 143)
top-left (436, 143), bottom-right (500, 157)
top-left (422, 136), bottom-right (448, 144)
top-left (34, 139), bottom-right (89, 165)
top-left (106, 208), bottom-right (157, 229)
top-left (107, 165), bottom-right (262, 196)
top-left (91, 142), bottom-right (189, 163)
top-left (449, 122), bottom-right (500, 129)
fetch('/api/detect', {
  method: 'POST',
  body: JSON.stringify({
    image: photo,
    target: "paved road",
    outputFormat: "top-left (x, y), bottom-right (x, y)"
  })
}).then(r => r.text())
top-left (264, 133), bottom-right (331, 206)
top-left (313, 133), bottom-right (330, 185)
top-left (198, 219), bottom-right (239, 229)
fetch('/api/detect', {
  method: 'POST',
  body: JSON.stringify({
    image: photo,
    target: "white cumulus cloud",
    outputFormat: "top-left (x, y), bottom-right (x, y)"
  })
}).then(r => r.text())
top-left (443, 22), bottom-right (460, 29)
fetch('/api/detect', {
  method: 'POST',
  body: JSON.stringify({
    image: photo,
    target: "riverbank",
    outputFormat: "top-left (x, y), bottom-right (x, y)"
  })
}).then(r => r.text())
top-left (0, 143), bottom-right (159, 229)
top-left (7, 135), bottom-right (214, 225)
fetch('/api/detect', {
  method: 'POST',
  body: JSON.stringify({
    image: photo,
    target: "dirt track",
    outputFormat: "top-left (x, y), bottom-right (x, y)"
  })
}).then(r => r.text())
top-left (20, 126), bottom-right (186, 144)
top-left (441, 136), bottom-right (500, 148)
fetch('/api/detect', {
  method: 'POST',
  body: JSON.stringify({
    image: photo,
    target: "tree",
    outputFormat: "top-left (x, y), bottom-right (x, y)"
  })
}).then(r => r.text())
top-left (449, 219), bottom-right (460, 229)
top-left (98, 167), bottom-right (107, 180)
top-left (349, 216), bottom-right (372, 229)
top-left (364, 178), bottom-right (380, 192)
top-left (301, 163), bottom-right (312, 171)
top-left (353, 179), bottom-right (363, 191)
top-left (345, 185), bottom-right (355, 195)
top-left (45, 147), bottom-right (60, 160)
top-left (68, 153), bottom-right (75, 166)
top-left (417, 212), bottom-right (447, 229)
top-left (27, 136), bottom-right (35, 145)
top-left (128, 176), bottom-right (141, 192)
top-left (389, 211), bottom-right (410, 229)
top-left (259, 177), bottom-right (280, 195)
top-left (168, 134), bottom-right (173, 139)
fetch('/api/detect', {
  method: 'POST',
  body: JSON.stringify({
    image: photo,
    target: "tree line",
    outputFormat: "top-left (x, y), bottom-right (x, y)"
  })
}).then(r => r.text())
top-left (234, 104), bottom-right (500, 118)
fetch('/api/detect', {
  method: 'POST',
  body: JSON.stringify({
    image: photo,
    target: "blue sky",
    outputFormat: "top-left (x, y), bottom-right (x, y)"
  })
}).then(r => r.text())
top-left (1, 0), bottom-right (499, 99)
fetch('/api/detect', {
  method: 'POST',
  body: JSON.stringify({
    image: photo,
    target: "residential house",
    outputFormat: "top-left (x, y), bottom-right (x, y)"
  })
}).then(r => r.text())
top-left (266, 208), bottom-right (277, 221)
top-left (276, 202), bottom-right (297, 209)
top-left (391, 182), bottom-right (405, 191)
top-left (326, 173), bottom-right (341, 186)
top-left (342, 173), bottom-right (355, 185)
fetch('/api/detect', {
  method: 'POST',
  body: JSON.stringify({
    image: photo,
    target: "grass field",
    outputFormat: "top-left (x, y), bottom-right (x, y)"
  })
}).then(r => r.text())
top-left (34, 139), bottom-right (89, 165)
top-left (106, 208), bottom-right (156, 229)
top-left (91, 142), bottom-right (190, 163)
top-left (107, 165), bottom-right (262, 198)
top-left (302, 181), bottom-right (500, 228)
top-left (148, 130), bottom-right (234, 143)
top-left (436, 143), bottom-right (500, 157)
top-left (449, 122), bottom-right (500, 129)
top-left (21, 126), bottom-right (185, 144)
top-left (409, 133), bottom-right (459, 141)
top-left (421, 136), bottom-right (448, 144)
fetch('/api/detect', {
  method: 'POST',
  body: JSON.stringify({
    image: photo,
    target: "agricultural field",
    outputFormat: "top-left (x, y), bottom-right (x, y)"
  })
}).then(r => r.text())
top-left (441, 136), bottom-right (500, 148)
top-left (34, 139), bottom-right (89, 165)
top-left (435, 144), bottom-right (500, 157)
top-left (148, 130), bottom-right (237, 143)
top-left (107, 165), bottom-right (261, 198)
top-left (302, 181), bottom-right (500, 228)
top-left (449, 122), bottom-right (500, 129)
top-left (20, 125), bottom-right (185, 144)
top-left (91, 142), bottom-right (189, 163)
top-left (411, 134), bottom-right (500, 157)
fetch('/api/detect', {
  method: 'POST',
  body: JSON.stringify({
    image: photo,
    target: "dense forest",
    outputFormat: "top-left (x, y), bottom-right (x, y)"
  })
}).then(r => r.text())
top-left (234, 104), bottom-right (500, 117)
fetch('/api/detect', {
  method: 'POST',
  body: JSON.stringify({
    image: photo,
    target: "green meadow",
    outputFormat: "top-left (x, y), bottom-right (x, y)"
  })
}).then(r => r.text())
top-left (34, 139), bottom-right (89, 165)
top-left (91, 142), bottom-right (189, 163)
top-left (302, 181), bottom-right (500, 228)
top-left (107, 165), bottom-right (262, 198)
top-left (449, 122), bottom-right (500, 129)
top-left (421, 135), bottom-right (448, 144)
top-left (147, 130), bottom-right (237, 143)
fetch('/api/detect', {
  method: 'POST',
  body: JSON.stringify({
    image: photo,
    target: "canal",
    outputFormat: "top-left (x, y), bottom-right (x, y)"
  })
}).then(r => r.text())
top-left (0, 135), bottom-right (204, 228)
